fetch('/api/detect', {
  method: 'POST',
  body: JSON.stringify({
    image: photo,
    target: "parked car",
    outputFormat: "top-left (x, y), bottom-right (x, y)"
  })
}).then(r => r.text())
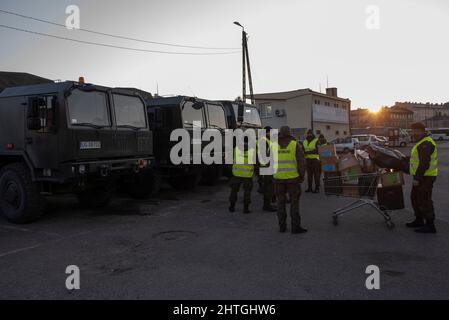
top-left (375, 135), bottom-right (389, 147)
top-left (330, 137), bottom-right (360, 153)
top-left (351, 134), bottom-right (379, 148)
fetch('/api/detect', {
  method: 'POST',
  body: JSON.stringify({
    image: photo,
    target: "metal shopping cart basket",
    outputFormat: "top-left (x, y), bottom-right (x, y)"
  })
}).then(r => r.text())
top-left (323, 170), bottom-right (395, 229)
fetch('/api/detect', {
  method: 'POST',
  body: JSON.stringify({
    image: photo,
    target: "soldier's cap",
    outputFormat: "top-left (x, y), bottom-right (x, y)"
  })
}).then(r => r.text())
top-left (279, 126), bottom-right (291, 138)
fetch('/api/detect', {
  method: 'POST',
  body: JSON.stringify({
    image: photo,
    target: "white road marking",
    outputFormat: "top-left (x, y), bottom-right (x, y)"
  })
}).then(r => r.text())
top-left (0, 230), bottom-right (96, 259)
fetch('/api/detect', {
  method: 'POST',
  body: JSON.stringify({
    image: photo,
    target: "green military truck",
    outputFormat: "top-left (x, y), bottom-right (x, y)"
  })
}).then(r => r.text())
top-left (0, 81), bottom-right (154, 223)
top-left (147, 96), bottom-right (229, 189)
top-left (146, 97), bottom-right (263, 189)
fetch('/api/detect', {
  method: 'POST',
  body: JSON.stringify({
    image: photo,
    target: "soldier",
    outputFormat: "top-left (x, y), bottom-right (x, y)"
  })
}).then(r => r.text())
top-left (273, 126), bottom-right (307, 234)
top-left (303, 129), bottom-right (321, 193)
top-left (317, 134), bottom-right (328, 147)
top-left (229, 142), bottom-right (255, 214)
top-left (406, 122), bottom-right (438, 233)
top-left (258, 126), bottom-right (277, 212)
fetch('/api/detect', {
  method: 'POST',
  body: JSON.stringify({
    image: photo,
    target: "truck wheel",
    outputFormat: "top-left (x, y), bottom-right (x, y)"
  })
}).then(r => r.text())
top-left (169, 173), bottom-right (201, 190)
top-left (0, 163), bottom-right (45, 224)
top-left (77, 185), bottom-right (113, 209)
top-left (200, 165), bottom-right (222, 186)
top-left (127, 172), bottom-right (161, 199)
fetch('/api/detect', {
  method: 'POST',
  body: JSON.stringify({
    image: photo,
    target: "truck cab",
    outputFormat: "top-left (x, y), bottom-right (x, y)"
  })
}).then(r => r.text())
top-left (221, 101), bottom-right (262, 130)
top-left (147, 96), bottom-right (228, 189)
top-left (0, 81), bottom-right (154, 223)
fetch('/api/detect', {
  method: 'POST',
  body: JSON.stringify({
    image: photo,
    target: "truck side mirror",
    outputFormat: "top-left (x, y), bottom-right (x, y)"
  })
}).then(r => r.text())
top-left (27, 97), bottom-right (45, 130)
top-left (192, 102), bottom-right (205, 110)
top-left (237, 103), bottom-right (244, 123)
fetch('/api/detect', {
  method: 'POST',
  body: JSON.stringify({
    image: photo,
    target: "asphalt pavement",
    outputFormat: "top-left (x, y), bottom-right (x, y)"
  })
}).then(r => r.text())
top-left (0, 142), bottom-right (448, 300)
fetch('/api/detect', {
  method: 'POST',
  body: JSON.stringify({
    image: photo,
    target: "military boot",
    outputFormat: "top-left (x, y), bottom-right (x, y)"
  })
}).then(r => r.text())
top-left (263, 204), bottom-right (277, 212)
top-left (229, 203), bottom-right (235, 213)
top-left (292, 226), bottom-right (308, 234)
top-left (243, 204), bottom-right (251, 214)
top-left (279, 224), bottom-right (287, 233)
top-left (415, 219), bottom-right (437, 234)
top-left (406, 217), bottom-right (424, 228)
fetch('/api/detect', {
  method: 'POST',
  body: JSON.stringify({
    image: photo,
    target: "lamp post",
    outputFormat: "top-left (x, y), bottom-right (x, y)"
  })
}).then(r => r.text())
top-left (234, 21), bottom-right (255, 105)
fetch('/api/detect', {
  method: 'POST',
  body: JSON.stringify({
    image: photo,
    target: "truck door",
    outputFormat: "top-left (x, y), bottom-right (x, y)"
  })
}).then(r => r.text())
top-left (25, 95), bottom-right (59, 169)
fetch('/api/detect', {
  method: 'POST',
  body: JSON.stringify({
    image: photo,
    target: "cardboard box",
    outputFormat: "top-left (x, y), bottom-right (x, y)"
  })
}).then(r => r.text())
top-left (321, 156), bottom-right (339, 173)
top-left (342, 184), bottom-right (360, 197)
top-left (341, 165), bottom-right (362, 184)
top-left (377, 186), bottom-right (405, 210)
top-left (338, 153), bottom-right (359, 171)
top-left (318, 144), bottom-right (337, 158)
top-left (381, 171), bottom-right (404, 187)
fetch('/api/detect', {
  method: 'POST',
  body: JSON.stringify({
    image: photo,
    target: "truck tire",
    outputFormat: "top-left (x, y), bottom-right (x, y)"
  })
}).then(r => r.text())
top-left (0, 163), bottom-right (45, 224)
top-left (127, 171), bottom-right (161, 199)
top-left (168, 173), bottom-right (201, 190)
top-left (77, 185), bottom-right (113, 209)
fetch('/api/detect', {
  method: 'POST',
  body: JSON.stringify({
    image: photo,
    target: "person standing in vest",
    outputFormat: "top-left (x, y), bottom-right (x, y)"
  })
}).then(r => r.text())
top-left (229, 142), bottom-right (255, 214)
top-left (258, 126), bottom-right (277, 212)
top-left (273, 126), bottom-right (307, 233)
top-left (303, 129), bottom-right (321, 193)
top-left (406, 122), bottom-right (438, 233)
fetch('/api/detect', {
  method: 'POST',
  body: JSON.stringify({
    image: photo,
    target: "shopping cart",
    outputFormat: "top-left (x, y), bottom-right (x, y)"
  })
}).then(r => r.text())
top-left (323, 171), bottom-right (395, 229)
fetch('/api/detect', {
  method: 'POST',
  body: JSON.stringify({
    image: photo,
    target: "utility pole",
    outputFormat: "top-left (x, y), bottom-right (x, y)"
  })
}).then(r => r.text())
top-left (234, 22), bottom-right (255, 105)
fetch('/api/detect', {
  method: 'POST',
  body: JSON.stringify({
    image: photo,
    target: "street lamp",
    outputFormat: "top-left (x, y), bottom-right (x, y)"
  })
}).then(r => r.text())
top-left (233, 21), bottom-right (254, 105)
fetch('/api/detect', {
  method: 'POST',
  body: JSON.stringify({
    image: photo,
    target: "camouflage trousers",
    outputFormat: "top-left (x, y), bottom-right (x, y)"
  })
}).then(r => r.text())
top-left (229, 177), bottom-right (253, 206)
top-left (275, 182), bottom-right (301, 229)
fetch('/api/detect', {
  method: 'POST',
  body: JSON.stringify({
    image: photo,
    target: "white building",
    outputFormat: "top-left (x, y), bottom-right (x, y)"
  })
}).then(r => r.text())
top-left (253, 88), bottom-right (351, 141)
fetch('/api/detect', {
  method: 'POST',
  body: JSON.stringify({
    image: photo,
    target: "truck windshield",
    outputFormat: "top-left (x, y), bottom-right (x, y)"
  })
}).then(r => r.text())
top-left (67, 89), bottom-right (110, 127)
top-left (233, 104), bottom-right (262, 127)
top-left (113, 94), bottom-right (147, 128)
top-left (207, 103), bottom-right (227, 129)
top-left (182, 101), bottom-right (204, 128)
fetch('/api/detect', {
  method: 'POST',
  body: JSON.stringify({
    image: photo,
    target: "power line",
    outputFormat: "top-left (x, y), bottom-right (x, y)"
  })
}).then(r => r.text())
top-left (0, 24), bottom-right (241, 55)
top-left (0, 8), bottom-right (240, 50)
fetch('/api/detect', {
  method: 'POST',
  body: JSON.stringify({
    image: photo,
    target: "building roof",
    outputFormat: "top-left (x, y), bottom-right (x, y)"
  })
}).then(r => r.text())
top-left (389, 106), bottom-right (414, 114)
top-left (252, 88), bottom-right (350, 102)
top-left (0, 71), bottom-right (53, 92)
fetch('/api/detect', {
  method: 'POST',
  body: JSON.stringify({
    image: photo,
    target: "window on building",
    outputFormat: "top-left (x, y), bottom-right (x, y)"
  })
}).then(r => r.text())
top-left (326, 125), bottom-right (331, 130)
top-left (259, 103), bottom-right (273, 119)
top-left (334, 103), bottom-right (339, 108)
top-left (343, 131), bottom-right (348, 135)
top-left (335, 130), bottom-right (340, 135)
top-left (325, 102), bottom-right (330, 107)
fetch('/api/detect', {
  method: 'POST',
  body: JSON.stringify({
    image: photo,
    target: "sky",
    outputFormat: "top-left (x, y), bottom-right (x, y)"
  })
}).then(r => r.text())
top-left (0, 0), bottom-right (448, 111)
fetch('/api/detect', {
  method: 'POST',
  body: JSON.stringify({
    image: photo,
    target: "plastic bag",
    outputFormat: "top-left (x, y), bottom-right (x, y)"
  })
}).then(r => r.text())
top-left (366, 145), bottom-right (409, 172)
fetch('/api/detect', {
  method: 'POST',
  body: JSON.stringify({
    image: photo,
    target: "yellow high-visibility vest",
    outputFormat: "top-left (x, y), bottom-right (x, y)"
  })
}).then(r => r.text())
top-left (232, 146), bottom-right (255, 178)
top-left (410, 136), bottom-right (438, 177)
top-left (303, 138), bottom-right (319, 159)
top-left (273, 140), bottom-right (299, 180)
